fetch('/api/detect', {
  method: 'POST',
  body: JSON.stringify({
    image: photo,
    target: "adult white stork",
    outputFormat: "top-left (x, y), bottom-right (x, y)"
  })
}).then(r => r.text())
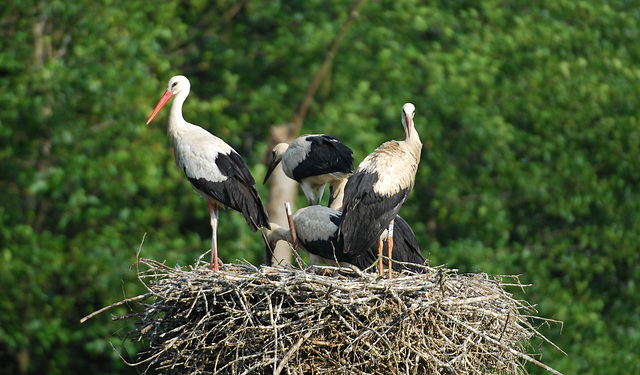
top-left (339, 103), bottom-right (422, 278)
top-left (264, 206), bottom-right (425, 273)
top-left (263, 134), bottom-right (354, 205)
top-left (146, 75), bottom-right (270, 271)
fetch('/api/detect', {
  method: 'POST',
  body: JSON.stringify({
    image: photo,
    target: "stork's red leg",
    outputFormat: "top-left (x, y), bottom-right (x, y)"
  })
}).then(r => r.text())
top-left (387, 237), bottom-right (394, 279)
top-left (388, 219), bottom-right (395, 279)
top-left (377, 237), bottom-right (383, 276)
top-left (208, 201), bottom-right (220, 271)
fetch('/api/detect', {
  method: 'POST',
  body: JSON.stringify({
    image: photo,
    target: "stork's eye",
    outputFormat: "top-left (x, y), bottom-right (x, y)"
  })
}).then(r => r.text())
top-left (171, 82), bottom-right (178, 88)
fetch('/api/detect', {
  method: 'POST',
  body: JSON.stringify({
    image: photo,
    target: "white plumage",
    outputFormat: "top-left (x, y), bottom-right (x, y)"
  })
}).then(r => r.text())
top-left (170, 125), bottom-right (234, 184)
top-left (358, 141), bottom-right (421, 196)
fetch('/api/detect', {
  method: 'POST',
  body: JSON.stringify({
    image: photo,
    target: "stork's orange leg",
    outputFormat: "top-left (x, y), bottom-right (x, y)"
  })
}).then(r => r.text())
top-left (387, 219), bottom-right (395, 279)
top-left (377, 237), bottom-right (383, 276)
top-left (388, 236), bottom-right (394, 279)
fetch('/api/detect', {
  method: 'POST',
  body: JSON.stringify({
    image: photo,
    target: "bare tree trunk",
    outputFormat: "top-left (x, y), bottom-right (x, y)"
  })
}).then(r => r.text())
top-left (265, 0), bottom-right (368, 266)
top-left (265, 126), bottom-right (298, 266)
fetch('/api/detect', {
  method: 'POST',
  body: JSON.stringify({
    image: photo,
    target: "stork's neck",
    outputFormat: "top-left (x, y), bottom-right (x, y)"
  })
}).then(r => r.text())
top-left (168, 90), bottom-right (189, 132)
top-left (269, 226), bottom-right (291, 243)
top-left (405, 125), bottom-right (422, 158)
top-left (328, 178), bottom-right (347, 211)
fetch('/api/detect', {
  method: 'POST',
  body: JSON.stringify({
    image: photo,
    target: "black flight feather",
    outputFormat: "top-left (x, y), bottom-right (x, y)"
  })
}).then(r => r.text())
top-left (290, 135), bottom-right (354, 181)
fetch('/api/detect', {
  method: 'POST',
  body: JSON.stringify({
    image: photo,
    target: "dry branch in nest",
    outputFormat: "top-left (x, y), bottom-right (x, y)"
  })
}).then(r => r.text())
top-left (91, 258), bottom-right (564, 375)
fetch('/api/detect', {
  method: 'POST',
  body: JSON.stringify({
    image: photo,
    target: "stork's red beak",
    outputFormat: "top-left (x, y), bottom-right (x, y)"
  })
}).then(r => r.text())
top-left (146, 90), bottom-right (174, 124)
top-left (405, 113), bottom-right (413, 138)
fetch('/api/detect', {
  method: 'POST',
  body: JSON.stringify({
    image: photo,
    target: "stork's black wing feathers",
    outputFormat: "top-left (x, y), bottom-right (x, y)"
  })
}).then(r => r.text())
top-left (187, 151), bottom-right (270, 231)
top-left (291, 135), bottom-right (354, 180)
top-left (339, 171), bottom-right (411, 256)
top-left (298, 211), bottom-right (347, 262)
top-left (348, 215), bottom-right (425, 273)
top-left (294, 207), bottom-right (424, 272)
top-left (215, 150), bottom-right (256, 186)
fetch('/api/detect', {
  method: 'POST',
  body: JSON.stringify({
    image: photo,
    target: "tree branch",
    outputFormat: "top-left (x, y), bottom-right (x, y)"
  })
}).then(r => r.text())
top-left (288, 0), bottom-right (368, 136)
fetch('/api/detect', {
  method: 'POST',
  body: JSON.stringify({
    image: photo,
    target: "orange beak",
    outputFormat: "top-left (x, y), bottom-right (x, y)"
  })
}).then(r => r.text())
top-left (146, 90), bottom-right (174, 124)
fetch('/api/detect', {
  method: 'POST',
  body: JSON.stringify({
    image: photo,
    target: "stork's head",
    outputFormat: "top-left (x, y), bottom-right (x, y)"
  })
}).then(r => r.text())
top-left (166, 75), bottom-right (190, 95)
top-left (401, 102), bottom-right (416, 138)
top-left (146, 75), bottom-right (191, 124)
top-left (263, 143), bottom-right (289, 184)
top-left (263, 223), bottom-right (290, 246)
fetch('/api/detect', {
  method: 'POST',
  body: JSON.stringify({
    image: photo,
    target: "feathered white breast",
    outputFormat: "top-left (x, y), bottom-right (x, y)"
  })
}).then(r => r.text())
top-left (169, 122), bottom-right (234, 183)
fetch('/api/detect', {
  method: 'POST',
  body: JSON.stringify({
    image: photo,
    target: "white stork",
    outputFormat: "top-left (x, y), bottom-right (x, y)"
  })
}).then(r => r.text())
top-left (339, 103), bottom-right (422, 278)
top-left (146, 75), bottom-right (270, 271)
top-left (263, 134), bottom-right (354, 205)
top-left (264, 206), bottom-right (425, 272)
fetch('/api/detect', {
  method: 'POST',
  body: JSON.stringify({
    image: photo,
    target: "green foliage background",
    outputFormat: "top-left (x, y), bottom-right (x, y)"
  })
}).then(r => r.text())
top-left (1, 1), bottom-right (638, 373)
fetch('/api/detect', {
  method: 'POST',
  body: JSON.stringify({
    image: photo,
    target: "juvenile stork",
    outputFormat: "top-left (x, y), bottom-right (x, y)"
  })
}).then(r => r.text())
top-left (264, 206), bottom-right (425, 273)
top-left (264, 206), bottom-right (348, 267)
top-left (264, 135), bottom-right (354, 205)
top-left (339, 103), bottom-right (422, 278)
top-left (146, 75), bottom-right (270, 271)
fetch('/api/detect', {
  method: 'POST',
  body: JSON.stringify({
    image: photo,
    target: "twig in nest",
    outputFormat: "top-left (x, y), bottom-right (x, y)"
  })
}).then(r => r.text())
top-left (80, 293), bottom-right (152, 323)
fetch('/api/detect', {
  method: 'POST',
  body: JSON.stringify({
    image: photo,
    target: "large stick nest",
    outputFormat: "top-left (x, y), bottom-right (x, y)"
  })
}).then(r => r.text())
top-left (104, 259), bottom-right (563, 375)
